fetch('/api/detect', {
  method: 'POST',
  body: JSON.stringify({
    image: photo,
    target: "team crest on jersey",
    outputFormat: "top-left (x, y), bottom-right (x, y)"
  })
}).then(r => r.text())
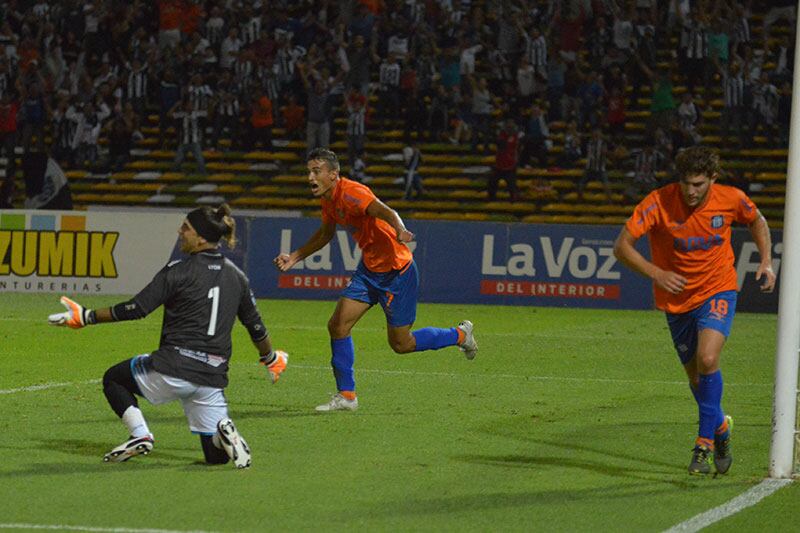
top-left (710, 215), bottom-right (724, 229)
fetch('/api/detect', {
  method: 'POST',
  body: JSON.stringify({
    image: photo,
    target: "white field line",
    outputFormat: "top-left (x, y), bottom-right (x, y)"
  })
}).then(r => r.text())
top-left (0, 366), bottom-right (770, 395)
top-left (283, 363), bottom-right (771, 388)
top-left (0, 524), bottom-right (216, 533)
top-left (0, 379), bottom-right (100, 395)
top-left (664, 478), bottom-right (794, 533)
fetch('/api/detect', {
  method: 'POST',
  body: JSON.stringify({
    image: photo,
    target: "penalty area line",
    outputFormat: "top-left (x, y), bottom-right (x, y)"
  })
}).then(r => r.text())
top-left (0, 525), bottom-right (216, 533)
top-left (664, 478), bottom-right (794, 533)
top-left (0, 379), bottom-right (100, 395)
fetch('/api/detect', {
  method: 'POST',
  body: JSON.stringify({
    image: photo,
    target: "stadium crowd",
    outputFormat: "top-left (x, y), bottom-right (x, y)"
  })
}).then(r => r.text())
top-left (0, 0), bottom-right (796, 208)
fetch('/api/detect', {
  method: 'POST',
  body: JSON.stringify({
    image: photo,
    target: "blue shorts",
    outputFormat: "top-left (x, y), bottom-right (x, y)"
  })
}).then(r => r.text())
top-left (342, 260), bottom-right (418, 327)
top-left (666, 290), bottom-right (737, 365)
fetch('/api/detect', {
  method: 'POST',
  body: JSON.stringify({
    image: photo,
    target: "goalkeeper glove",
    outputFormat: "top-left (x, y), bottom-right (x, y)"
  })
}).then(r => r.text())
top-left (259, 350), bottom-right (288, 384)
top-left (48, 296), bottom-right (95, 329)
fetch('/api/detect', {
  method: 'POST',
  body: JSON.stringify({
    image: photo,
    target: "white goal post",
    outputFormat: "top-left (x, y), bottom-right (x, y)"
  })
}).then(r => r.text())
top-left (768, 1), bottom-right (800, 479)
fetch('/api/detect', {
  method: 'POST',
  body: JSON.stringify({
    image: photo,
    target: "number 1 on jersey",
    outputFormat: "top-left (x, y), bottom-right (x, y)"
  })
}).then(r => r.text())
top-left (207, 286), bottom-right (220, 336)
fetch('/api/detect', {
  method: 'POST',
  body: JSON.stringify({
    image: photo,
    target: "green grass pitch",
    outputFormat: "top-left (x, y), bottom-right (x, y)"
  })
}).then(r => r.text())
top-left (0, 293), bottom-right (796, 531)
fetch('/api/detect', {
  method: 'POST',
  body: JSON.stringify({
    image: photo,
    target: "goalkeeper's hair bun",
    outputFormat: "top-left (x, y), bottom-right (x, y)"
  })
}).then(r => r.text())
top-left (187, 203), bottom-right (237, 249)
top-left (216, 203), bottom-right (237, 250)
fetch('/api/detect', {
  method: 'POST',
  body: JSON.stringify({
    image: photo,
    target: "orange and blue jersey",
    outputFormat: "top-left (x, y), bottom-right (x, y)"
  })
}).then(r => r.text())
top-left (625, 182), bottom-right (759, 314)
top-left (321, 177), bottom-right (412, 272)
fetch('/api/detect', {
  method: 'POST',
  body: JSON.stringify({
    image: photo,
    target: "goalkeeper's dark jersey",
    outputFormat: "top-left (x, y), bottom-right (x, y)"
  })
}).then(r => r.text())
top-left (126, 250), bottom-right (268, 388)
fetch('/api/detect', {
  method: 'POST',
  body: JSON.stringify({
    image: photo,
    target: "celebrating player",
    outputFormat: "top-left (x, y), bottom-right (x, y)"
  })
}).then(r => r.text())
top-left (613, 146), bottom-right (775, 475)
top-left (273, 148), bottom-right (477, 412)
top-left (49, 204), bottom-right (287, 468)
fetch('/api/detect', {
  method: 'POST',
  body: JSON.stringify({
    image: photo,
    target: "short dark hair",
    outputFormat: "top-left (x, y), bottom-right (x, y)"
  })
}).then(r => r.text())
top-left (307, 148), bottom-right (340, 172)
top-left (675, 146), bottom-right (721, 180)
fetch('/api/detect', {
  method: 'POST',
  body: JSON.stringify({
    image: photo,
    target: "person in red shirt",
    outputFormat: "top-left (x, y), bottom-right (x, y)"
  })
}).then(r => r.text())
top-left (274, 148), bottom-right (477, 411)
top-left (614, 146), bottom-right (775, 475)
top-left (0, 92), bottom-right (19, 208)
top-left (491, 119), bottom-right (522, 201)
top-left (248, 90), bottom-right (273, 151)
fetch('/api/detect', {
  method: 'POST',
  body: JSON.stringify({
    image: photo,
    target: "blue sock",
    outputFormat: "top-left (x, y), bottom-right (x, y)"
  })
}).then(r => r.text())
top-left (689, 382), bottom-right (700, 405)
top-left (697, 370), bottom-right (723, 442)
top-left (412, 327), bottom-right (459, 351)
top-left (331, 337), bottom-right (355, 392)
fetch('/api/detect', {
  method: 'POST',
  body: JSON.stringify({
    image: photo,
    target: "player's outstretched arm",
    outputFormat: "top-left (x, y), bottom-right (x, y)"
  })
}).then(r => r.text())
top-left (748, 212), bottom-right (776, 292)
top-left (613, 227), bottom-right (687, 294)
top-left (366, 198), bottom-right (414, 243)
top-left (273, 222), bottom-right (337, 271)
top-left (48, 297), bottom-right (145, 328)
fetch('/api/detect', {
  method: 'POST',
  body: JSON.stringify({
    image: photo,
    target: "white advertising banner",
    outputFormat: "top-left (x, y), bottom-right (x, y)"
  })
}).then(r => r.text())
top-left (0, 209), bottom-right (184, 295)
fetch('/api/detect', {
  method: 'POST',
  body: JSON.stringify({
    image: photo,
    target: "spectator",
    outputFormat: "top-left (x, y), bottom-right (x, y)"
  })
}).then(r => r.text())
top-left (606, 87), bottom-right (627, 143)
top-left (51, 96), bottom-right (78, 168)
top-left (299, 62), bottom-right (334, 155)
top-left (212, 76), bottom-right (241, 150)
top-left (625, 144), bottom-right (668, 201)
top-left (19, 80), bottom-right (48, 153)
top-left (750, 71), bottom-right (779, 145)
top-left (72, 102), bottom-right (103, 166)
top-left (345, 85), bottom-right (367, 169)
top-left (519, 103), bottom-right (549, 169)
top-left (401, 142), bottom-right (424, 200)
top-left (636, 54), bottom-right (676, 131)
top-left (718, 60), bottom-right (747, 146)
top-left (280, 93), bottom-right (305, 140)
top-left (579, 127), bottom-right (611, 202)
top-left (0, 91), bottom-right (19, 204)
top-left (377, 53), bottom-right (401, 128)
top-left (676, 92), bottom-right (702, 148)
top-left (170, 97), bottom-right (207, 175)
top-left (247, 89), bottom-right (273, 152)
top-left (350, 150), bottom-right (371, 184)
top-left (490, 119), bottom-right (522, 202)
top-left (558, 120), bottom-right (582, 169)
top-left (468, 75), bottom-right (493, 152)
top-left (103, 115), bottom-right (134, 172)
top-left (158, 69), bottom-right (180, 147)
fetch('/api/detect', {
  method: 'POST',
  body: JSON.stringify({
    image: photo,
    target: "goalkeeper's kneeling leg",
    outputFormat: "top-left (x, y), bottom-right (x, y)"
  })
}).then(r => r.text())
top-left (103, 359), bottom-right (141, 417)
top-left (200, 434), bottom-right (229, 465)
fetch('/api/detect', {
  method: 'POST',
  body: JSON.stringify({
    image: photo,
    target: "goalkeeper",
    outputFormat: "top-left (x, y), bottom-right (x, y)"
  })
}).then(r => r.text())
top-left (48, 204), bottom-right (287, 469)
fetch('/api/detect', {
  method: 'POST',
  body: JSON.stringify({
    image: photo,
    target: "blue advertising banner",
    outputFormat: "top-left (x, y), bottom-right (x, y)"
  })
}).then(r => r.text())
top-left (731, 227), bottom-right (783, 313)
top-left (244, 218), bottom-right (656, 310)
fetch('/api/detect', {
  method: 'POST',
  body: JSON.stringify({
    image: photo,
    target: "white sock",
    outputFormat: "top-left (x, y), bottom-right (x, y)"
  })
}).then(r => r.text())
top-left (212, 433), bottom-right (224, 449)
top-left (121, 406), bottom-right (151, 439)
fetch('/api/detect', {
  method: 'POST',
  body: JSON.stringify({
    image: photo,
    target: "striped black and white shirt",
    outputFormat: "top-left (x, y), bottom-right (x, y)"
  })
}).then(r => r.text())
top-left (732, 17), bottom-right (750, 45)
top-left (234, 59), bottom-right (255, 94)
top-left (683, 22), bottom-right (707, 59)
top-left (127, 64), bottom-right (149, 99)
top-left (524, 33), bottom-right (547, 71)
top-left (175, 110), bottom-right (207, 144)
top-left (752, 81), bottom-right (778, 118)
top-left (631, 148), bottom-right (666, 183)
top-left (723, 73), bottom-right (745, 107)
top-left (347, 101), bottom-right (366, 136)
top-left (379, 61), bottom-right (401, 90)
top-left (217, 93), bottom-right (240, 117)
top-left (585, 138), bottom-right (607, 172)
top-left (242, 16), bottom-right (261, 45)
top-left (54, 107), bottom-right (79, 149)
top-left (188, 84), bottom-right (214, 111)
top-left (257, 64), bottom-right (280, 101)
top-left (206, 17), bottom-right (225, 45)
top-left (276, 46), bottom-right (305, 84)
